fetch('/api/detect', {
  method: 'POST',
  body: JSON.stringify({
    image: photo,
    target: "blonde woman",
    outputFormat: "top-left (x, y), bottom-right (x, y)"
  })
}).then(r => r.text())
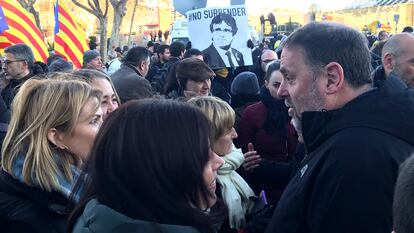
top-left (0, 77), bottom-right (102, 233)
top-left (188, 96), bottom-right (256, 230)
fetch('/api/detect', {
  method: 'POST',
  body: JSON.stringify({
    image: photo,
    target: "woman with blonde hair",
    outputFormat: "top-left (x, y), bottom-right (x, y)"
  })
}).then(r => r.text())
top-left (0, 77), bottom-right (102, 233)
top-left (188, 96), bottom-right (256, 231)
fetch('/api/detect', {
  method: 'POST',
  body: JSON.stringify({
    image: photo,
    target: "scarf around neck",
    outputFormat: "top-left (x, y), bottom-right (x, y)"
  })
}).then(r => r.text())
top-left (260, 86), bottom-right (289, 138)
top-left (217, 144), bottom-right (255, 229)
top-left (11, 153), bottom-right (81, 201)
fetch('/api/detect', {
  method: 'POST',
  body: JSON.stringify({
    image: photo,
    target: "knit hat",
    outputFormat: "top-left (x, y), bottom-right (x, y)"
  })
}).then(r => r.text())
top-left (231, 71), bottom-right (260, 96)
top-left (48, 59), bottom-right (74, 73)
top-left (176, 58), bottom-right (215, 86)
top-left (83, 50), bottom-right (100, 64)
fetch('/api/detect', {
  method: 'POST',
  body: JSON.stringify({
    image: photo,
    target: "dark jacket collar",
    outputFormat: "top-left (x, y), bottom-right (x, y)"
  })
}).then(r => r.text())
top-left (0, 169), bottom-right (70, 215)
top-left (10, 72), bottom-right (33, 87)
top-left (122, 63), bottom-right (144, 78)
top-left (302, 75), bottom-right (414, 153)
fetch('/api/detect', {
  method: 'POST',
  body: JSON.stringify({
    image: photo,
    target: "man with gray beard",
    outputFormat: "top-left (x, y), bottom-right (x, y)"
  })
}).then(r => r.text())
top-left (263, 22), bottom-right (414, 233)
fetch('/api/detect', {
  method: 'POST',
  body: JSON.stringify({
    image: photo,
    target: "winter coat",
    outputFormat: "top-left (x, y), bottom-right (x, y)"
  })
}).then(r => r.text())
top-left (72, 199), bottom-right (201, 233)
top-left (235, 101), bottom-right (298, 203)
top-left (0, 169), bottom-right (69, 233)
top-left (265, 74), bottom-right (414, 233)
top-left (236, 102), bottom-right (298, 162)
top-left (1, 63), bottom-right (46, 110)
top-left (110, 63), bottom-right (153, 103)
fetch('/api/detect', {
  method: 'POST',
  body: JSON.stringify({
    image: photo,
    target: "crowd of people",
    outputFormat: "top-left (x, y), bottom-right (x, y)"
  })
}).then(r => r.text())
top-left (0, 20), bottom-right (413, 233)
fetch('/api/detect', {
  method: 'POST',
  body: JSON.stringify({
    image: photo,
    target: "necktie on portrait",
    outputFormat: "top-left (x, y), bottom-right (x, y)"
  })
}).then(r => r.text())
top-left (225, 50), bottom-right (235, 67)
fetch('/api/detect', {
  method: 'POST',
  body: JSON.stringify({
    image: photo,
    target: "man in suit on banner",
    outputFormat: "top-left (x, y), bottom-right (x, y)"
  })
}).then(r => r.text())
top-left (203, 13), bottom-right (245, 69)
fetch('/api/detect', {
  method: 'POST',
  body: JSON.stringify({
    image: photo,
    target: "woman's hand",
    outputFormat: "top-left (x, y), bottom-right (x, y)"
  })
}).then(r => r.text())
top-left (243, 143), bottom-right (261, 172)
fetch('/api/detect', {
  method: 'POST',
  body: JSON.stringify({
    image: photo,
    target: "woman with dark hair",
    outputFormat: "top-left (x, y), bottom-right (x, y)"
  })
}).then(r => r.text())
top-left (69, 99), bottom-right (226, 233)
top-left (235, 60), bottom-right (298, 204)
top-left (73, 69), bottom-right (120, 121)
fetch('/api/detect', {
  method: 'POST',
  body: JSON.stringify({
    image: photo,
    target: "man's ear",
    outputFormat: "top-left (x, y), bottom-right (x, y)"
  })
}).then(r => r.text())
top-left (138, 61), bottom-right (145, 72)
top-left (47, 128), bottom-right (66, 149)
top-left (324, 62), bottom-right (344, 95)
top-left (382, 53), bottom-right (394, 73)
top-left (22, 60), bottom-right (29, 70)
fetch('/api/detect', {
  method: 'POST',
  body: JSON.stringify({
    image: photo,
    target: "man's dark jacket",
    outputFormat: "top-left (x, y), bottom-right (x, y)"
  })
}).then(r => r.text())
top-left (203, 44), bottom-right (244, 69)
top-left (1, 62), bottom-right (46, 110)
top-left (0, 170), bottom-right (69, 233)
top-left (110, 63), bottom-right (153, 103)
top-left (265, 74), bottom-right (414, 233)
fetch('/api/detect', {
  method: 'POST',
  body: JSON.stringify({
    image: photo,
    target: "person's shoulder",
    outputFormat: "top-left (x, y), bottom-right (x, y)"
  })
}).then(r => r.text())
top-left (202, 44), bottom-right (215, 53)
top-left (244, 101), bottom-right (265, 113)
top-left (110, 66), bottom-right (126, 78)
top-left (321, 127), bottom-right (410, 165)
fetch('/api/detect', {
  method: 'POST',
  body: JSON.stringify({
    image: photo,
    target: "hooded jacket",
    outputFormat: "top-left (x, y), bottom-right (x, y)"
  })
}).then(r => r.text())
top-left (265, 74), bottom-right (414, 233)
top-left (73, 199), bottom-right (201, 233)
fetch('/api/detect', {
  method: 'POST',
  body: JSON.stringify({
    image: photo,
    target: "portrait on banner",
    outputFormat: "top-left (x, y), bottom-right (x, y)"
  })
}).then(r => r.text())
top-left (187, 5), bottom-right (253, 69)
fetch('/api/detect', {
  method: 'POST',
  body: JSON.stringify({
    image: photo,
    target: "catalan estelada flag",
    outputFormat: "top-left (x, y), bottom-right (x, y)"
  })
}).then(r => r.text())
top-left (54, 0), bottom-right (88, 69)
top-left (0, 0), bottom-right (48, 63)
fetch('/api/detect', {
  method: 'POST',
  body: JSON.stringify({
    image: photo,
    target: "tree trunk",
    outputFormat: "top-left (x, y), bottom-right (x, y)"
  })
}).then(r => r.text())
top-left (127, 0), bottom-right (139, 47)
top-left (99, 18), bottom-right (108, 64)
top-left (110, 0), bottom-right (128, 47)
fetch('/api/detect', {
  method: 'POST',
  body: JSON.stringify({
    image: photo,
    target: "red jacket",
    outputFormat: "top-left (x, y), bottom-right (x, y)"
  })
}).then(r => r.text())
top-left (235, 102), bottom-right (298, 162)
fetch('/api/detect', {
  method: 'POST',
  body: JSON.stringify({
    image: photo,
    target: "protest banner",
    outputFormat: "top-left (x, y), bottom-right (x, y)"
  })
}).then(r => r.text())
top-left (187, 5), bottom-right (253, 69)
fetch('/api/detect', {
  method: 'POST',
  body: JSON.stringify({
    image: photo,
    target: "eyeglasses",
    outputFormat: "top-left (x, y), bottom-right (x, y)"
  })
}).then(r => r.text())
top-left (213, 28), bottom-right (233, 33)
top-left (3, 59), bottom-right (26, 66)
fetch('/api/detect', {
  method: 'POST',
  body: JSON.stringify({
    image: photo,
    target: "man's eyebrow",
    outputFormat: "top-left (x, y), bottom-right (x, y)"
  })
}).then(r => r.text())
top-left (280, 66), bottom-right (288, 74)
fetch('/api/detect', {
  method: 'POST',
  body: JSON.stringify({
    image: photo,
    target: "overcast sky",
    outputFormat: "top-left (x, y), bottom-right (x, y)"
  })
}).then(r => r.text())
top-left (206, 0), bottom-right (356, 12)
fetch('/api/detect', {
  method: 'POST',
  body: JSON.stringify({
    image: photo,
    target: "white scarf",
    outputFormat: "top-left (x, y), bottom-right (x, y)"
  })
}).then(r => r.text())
top-left (217, 144), bottom-right (255, 229)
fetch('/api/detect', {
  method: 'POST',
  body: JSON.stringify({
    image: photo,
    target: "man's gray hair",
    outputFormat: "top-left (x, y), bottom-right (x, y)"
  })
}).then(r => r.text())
top-left (4, 44), bottom-right (35, 69)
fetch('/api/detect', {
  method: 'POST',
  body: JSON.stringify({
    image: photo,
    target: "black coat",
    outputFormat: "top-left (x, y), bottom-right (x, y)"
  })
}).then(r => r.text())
top-left (0, 170), bottom-right (70, 233)
top-left (1, 63), bottom-right (46, 110)
top-left (203, 44), bottom-right (244, 69)
top-left (265, 75), bottom-right (414, 233)
top-left (110, 64), bottom-right (154, 103)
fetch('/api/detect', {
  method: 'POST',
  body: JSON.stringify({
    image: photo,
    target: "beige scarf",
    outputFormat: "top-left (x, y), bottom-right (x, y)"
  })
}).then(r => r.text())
top-left (217, 144), bottom-right (255, 229)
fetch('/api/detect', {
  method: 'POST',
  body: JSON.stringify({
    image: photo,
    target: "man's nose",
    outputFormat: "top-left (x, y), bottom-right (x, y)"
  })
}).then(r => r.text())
top-left (277, 79), bottom-right (289, 98)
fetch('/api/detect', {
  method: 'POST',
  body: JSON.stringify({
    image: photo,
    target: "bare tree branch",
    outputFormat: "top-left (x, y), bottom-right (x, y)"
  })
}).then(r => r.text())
top-left (92, 0), bottom-right (101, 14)
top-left (17, 0), bottom-right (41, 31)
top-left (127, 0), bottom-right (138, 46)
top-left (103, 0), bottom-right (109, 18)
top-left (72, 0), bottom-right (97, 16)
top-left (72, 0), bottom-right (109, 63)
top-left (87, 0), bottom-right (99, 14)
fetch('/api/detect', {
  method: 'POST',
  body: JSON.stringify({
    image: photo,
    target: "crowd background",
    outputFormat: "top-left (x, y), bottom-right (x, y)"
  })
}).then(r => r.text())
top-left (0, 20), bottom-right (413, 233)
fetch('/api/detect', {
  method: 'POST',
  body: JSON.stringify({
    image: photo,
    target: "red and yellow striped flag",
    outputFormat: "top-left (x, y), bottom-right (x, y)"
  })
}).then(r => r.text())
top-left (0, 0), bottom-right (48, 63)
top-left (54, 0), bottom-right (88, 69)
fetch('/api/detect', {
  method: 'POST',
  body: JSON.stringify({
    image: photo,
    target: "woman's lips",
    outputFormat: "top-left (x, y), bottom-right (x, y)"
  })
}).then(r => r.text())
top-left (209, 179), bottom-right (216, 192)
